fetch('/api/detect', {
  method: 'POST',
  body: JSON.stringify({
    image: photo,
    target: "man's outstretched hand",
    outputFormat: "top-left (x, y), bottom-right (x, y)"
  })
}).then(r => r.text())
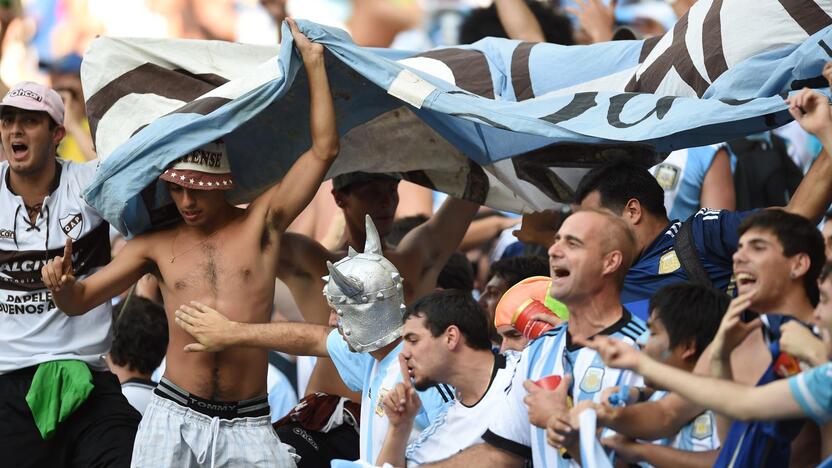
top-left (565, 0), bottom-right (616, 44)
top-left (513, 210), bottom-right (562, 247)
top-left (175, 301), bottom-right (239, 352)
top-left (287, 17), bottom-right (324, 63)
top-left (786, 88), bottom-right (832, 145)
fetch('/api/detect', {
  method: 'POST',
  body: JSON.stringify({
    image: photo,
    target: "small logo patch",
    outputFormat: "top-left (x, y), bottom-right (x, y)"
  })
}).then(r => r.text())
top-left (0, 229), bottom-right (14, 240)
top-left (579, 367), bottom-right (605, 394)
top-left (8, 88), bottom-right (43, 102)
top-left (654, 164), bottom-right (680, 191)
top-left (691, 413), bottom-right (713, 440)
top-left (59, 212), bottom-right (83, 240)
top-left (659, 250), bottom-right (681, 275)
top-left (375, 388), bottom-right (389, 417)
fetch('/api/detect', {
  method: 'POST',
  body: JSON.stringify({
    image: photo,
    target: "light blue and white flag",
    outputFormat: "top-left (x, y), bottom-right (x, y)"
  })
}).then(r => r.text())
top-left (81, 0), bottom-right (832, 237)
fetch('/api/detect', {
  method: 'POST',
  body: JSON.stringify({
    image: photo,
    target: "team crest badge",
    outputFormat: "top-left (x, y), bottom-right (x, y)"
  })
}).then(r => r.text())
top-left (659, 250), bottom-right (681, 274)
top-left (375, 388), bottom-right (389, 417)
top-left (654, 164), bottom-right (680, 190)
top-left (59, 212), bottom-right (84, 240)
top-left (691, 413), bottom-right (713, 440)
top-left (579, 367), bottom-right (605, 393)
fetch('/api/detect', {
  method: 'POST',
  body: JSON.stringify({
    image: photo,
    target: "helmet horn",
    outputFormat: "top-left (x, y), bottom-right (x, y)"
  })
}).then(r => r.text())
top-left (364, 214), bottom-right (383, 256)
top-left (326, 261), bottom-right (363, 297)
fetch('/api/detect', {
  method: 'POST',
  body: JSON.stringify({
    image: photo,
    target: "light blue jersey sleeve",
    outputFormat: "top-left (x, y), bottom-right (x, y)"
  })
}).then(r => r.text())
top-left (268, 366), bottom-right (299, 423)
top-left (788, 362), bottom-right (832, 425)
top-left (326, 329), bottom-right (374, 392)
top-left (668, 145), bottom-right (720, 221)
top-left (415, 382), bottom-right (455, 429)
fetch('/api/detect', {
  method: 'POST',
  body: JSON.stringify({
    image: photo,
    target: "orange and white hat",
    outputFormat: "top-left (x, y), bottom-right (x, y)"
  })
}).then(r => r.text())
top-left (494, 276), bottom-right (569, 328)
top-left (159, 141), bottom-right (235, 190)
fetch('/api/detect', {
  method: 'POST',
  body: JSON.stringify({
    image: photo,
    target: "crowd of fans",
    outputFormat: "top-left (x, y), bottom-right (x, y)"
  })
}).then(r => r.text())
top-left (1, 0), bottom-right (832, 467)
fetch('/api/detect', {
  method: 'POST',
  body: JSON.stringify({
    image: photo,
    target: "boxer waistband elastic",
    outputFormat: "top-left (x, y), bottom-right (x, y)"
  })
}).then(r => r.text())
top-left (154, 377), bottom-right (269, 419)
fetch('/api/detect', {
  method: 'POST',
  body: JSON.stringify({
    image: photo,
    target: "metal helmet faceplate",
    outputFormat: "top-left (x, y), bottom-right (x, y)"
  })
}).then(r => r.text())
top-left (323, 215), bottom-right (405, 353)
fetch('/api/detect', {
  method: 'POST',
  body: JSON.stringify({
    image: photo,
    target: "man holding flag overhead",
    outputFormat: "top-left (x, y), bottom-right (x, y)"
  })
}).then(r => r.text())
top-left (41, 19), bottom-right (338, 467)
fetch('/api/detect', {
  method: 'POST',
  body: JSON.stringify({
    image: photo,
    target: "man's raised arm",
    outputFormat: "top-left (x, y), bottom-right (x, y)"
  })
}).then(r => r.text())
top-left (589, 336), bottom-right (805, 423)
top-left (784, 88), bottom-right (832, 223)
top-left (597, 393), bottom-right (700, 441)
top-left (175, 301), bottom-right (331, 357)
top-left (42, 237), bottom-right (152, 316)
top-left (276, 232), bottom-right (336, 325)
top-left (252, 18), bottom-right (340, 232)
top-left (494, 0), bottom-right (545, 42)
top-left (397, 197), bottom-right (479, 276)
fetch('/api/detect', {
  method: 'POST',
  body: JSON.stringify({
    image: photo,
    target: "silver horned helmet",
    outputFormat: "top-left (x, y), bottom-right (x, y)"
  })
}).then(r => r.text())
top-left (322, 215), bottom-right (405, 353)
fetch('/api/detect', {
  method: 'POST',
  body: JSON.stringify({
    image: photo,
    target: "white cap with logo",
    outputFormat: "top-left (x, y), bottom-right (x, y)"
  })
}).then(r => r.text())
top-left (0, 81), bottom-right (65, 125)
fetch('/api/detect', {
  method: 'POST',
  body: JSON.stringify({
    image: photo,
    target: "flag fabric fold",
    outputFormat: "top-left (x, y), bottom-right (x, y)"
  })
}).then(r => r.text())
top-left (81, 0), bottom-right (832, 237)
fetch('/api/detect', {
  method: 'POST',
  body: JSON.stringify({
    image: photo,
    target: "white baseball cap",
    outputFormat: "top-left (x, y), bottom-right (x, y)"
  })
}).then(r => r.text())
top-left (0, 81), bottom-right (65, 125)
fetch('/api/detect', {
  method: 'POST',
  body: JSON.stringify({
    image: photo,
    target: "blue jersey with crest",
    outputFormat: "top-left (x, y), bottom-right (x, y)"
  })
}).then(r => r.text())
top-left (715, 315), bottom-right (806, 468)
top-left (621, 209), bottom-right (753, 320)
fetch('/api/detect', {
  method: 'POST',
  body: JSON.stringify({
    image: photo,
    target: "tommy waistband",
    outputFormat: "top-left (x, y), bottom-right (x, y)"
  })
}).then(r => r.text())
top-left (154, 377), bottom-right (270, 420)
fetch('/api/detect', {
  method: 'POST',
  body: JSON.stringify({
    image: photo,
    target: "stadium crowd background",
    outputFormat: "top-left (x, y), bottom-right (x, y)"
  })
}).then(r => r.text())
top-left (2, 0), bottom-right (832, 467)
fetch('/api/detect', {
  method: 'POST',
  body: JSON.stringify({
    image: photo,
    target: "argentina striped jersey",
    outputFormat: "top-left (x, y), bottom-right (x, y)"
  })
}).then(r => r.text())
top-left (482, 309), bottom-right (646, 467)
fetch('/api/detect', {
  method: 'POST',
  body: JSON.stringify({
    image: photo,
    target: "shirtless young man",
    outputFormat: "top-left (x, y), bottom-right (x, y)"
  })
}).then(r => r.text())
top-left (175, 216), bottom-right (458, 465)
top-left (41, 20), bottom-right (338, 467)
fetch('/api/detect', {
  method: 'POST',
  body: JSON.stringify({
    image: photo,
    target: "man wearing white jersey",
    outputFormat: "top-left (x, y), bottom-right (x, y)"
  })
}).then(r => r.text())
top-left (0, 81), bottom-right (140, 466)
top-left (175, 216), bottom-right (454, 464)
top-left (375, 290), bottom-right (519, 467)
top-left (426, 209), bottom-right (646, 467)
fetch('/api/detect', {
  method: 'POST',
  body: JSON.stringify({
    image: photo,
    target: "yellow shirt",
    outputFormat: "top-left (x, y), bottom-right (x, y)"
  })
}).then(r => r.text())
top-left (57, 119), bottom-right (91, 163)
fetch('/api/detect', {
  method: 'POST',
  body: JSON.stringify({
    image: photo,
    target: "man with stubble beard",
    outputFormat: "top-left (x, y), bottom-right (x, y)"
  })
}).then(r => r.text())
top-left (0, 81), bottom-right (140, 467)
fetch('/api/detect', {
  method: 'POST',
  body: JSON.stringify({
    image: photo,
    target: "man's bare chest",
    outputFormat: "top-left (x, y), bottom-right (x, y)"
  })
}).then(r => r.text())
top-left (159, 240), bottom-right (273, 296)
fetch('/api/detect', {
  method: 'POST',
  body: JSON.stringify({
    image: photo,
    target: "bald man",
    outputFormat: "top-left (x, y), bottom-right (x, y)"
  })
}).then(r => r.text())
top-left (426, 209), bottom-right (647, 467)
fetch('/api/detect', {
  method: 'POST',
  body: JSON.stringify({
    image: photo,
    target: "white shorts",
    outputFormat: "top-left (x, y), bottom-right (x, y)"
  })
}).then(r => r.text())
top-left (130, 393), bottom-right (298, 467)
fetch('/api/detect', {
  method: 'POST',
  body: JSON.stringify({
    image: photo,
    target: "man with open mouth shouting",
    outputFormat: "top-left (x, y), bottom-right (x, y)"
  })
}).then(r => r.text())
top-left (0, 81), bottom-right (141, 467)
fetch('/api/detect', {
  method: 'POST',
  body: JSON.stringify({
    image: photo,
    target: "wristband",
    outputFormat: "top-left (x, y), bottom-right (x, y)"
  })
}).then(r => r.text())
top-left (608, 385), bottom-right (631, 407)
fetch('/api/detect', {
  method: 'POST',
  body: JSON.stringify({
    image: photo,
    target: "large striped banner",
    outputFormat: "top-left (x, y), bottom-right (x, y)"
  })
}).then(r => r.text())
top-left (81, 0), bottom-right (832, 237)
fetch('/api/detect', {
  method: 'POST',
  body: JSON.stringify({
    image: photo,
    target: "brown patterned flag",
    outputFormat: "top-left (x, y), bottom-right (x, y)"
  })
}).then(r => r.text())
top-left (81, 4), bottom-right (832, 237)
